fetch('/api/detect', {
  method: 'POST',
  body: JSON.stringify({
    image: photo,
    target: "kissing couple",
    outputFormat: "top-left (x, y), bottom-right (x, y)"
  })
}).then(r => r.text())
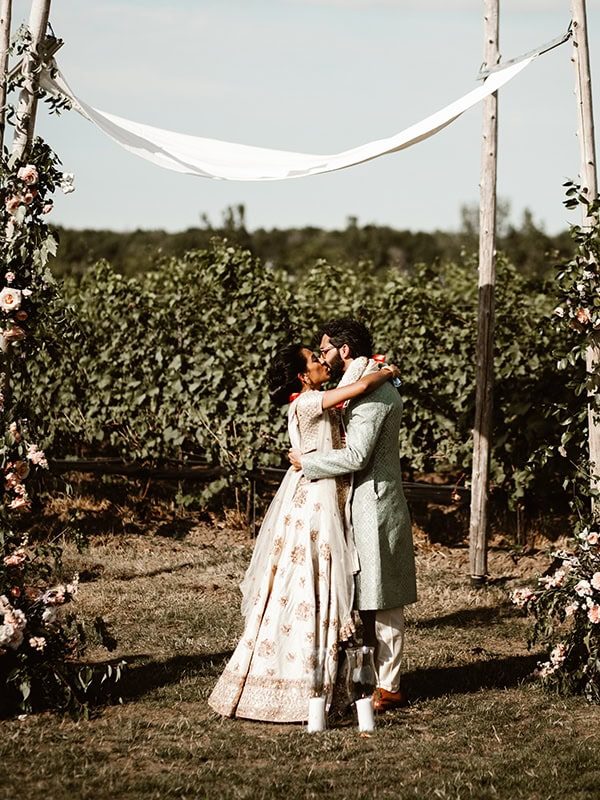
top-left (209, 317), bottom-right (417, 722)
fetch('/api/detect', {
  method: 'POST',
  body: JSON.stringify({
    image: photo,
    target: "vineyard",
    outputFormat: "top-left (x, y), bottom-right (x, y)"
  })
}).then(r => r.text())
top-left (15, 238), bottom-right (581, 513)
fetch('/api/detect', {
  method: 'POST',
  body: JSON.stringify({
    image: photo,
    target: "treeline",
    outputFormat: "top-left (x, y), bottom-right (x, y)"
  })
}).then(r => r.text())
top-left (51, 204), bottom-right (573, 280)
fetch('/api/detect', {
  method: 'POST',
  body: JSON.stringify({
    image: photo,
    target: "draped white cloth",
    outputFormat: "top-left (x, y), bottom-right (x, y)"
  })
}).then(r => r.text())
top-left (41, 56), bottom-right (534, 182)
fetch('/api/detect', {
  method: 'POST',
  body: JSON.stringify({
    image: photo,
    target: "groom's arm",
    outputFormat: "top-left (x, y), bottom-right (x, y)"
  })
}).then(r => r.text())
top-left (300, 396), bottom-right (388, 480)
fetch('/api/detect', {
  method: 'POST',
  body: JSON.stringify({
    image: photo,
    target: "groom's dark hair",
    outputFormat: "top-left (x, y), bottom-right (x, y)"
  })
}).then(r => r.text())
top-left (319, 317), bottom-right (373, 359)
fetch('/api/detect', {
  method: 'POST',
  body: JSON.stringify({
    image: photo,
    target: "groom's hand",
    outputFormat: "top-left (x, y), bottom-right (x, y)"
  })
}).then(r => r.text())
top-left (288, 449), bottom-right (302, 471)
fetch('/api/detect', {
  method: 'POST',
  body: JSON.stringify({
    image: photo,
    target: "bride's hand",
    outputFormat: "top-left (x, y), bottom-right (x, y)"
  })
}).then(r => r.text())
top-left (288, 449), bottom-right (302, 471)
top-left (382, 363), bottom-right (401, 381)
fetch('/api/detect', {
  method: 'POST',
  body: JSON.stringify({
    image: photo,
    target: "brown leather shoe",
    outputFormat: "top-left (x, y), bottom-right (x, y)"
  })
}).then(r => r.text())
top-left (372, 687), bottom-right (409, 713)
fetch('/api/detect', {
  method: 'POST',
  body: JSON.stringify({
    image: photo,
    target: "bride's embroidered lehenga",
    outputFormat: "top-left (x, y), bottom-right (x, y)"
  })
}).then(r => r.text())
top-left (208, 390), bottom-right (355, 722)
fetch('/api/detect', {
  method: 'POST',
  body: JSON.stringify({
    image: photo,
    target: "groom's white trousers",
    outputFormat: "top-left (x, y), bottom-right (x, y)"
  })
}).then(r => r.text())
top-left (360, 606), bottom-right (405, 692)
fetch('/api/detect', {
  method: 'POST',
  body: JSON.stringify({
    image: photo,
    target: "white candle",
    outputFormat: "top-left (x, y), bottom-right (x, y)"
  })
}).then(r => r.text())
top-left (307, 696), bottom-right (327, 732)
top-left (355, 696), bottom-right (375, 732)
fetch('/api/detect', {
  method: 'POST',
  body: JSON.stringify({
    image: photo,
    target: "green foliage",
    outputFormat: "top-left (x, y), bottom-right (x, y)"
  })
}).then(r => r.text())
top-left (0, 29), bottom-right (116, 715)
top-left (514, 184), bottom-right (600, 703)
top-left (513, 529), bottom-right (600, 703)
top-left (10, 237), bottom-right (575, 510)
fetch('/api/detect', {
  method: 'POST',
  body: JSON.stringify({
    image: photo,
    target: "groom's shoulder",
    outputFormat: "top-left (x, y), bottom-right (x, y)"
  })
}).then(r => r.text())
top-left (352, 381), bottom-right (400, 408)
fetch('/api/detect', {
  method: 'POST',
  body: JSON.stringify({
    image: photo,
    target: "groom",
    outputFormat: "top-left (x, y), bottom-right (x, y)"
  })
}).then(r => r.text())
top-left (289, 317), bottom-right (416, 712)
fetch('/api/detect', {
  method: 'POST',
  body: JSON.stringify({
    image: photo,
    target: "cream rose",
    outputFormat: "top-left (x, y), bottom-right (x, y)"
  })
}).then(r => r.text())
top-left (17, 164), bottom-right (38, 185)
top-left (0, 287), bottom-right (22, 312)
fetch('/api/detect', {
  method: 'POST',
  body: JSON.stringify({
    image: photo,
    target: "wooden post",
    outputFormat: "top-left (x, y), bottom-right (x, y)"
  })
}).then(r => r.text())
top-left (571, 0), bottom-right (600, 511)
top-left (12, 0), bottom-right (52, 160)
top-left (469, 0), bottom-right (499, 584)
top-left (0, 0), bottom-right (11, 150)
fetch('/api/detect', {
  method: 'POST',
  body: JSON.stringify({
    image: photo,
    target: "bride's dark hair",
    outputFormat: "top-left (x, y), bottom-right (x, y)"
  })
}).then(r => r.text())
top-left (268, 343), bottom-right (308, 406)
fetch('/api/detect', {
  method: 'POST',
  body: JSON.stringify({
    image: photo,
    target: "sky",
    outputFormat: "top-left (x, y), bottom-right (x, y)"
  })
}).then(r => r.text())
top-left (9, 0), bottom-right (600, 234)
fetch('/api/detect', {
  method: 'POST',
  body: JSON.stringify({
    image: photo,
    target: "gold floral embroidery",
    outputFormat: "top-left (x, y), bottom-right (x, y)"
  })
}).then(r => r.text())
top-left (279, 596), bottom-right (288, 607)
top-left (295, 601), bottom-right (313, 620)
top-left (319, 543), bottom-right (331, 561)
top-left (295, 519), bottom-right (304, 530)
top-left (299, 576), bottom-right (306, 588)
top-left (305, 631), bottom-right (315, 643)
top-left (290, 545), bottom-right (306, 565)
top-left (258, 639), bottom-right (276, 658)
top-left (244, 638), bottom-right (255, 649)
top-left (310, 528), bottom-right (319, 542)
top-left (280, 624), bottom-right (291, 636)
top-left (286, 652), bottom-right (297, 663)
top-left (313, 503), bottom-right (322, 512)
top-left (272, 536), bottom-right (284, 556)
top-left (284, 514), bottom-right (291, 526)
top-left (293, 487), bottom-right (308, 507)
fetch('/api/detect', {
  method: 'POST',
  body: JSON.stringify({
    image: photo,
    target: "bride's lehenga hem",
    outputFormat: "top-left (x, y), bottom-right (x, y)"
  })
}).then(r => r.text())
top-left (209, 667), bottom-right (320, 722)
top-left (235, 674), bottom-right (319, 723)
top-left (207, 668), bottom-right (244, 718)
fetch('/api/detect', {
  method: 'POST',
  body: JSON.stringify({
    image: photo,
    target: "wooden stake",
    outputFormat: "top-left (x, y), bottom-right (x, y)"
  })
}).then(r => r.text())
top-left (11, 0), bottom-right (51, 160)
top-left (0, 0), bottom-right (11, 150)
top-left (469, 0), bottom-right (499, 584)
top-left (571, 0), bottom-right (600, 511)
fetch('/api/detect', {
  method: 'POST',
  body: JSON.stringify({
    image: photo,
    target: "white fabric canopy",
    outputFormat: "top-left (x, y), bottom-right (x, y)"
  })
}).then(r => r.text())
top-left (42, 56), bottom-right (534, 182)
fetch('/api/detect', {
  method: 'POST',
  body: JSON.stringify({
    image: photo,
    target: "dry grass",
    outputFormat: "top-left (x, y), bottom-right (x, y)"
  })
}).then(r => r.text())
top-left (1, 496), bottom-right (599, 800)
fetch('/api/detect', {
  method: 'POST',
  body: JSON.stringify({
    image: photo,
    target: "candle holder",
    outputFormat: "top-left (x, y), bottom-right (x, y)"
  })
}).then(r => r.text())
top-left (303, 647), bottom-right (327, 732)
top-left (345, 645), bottom-right (376, 732)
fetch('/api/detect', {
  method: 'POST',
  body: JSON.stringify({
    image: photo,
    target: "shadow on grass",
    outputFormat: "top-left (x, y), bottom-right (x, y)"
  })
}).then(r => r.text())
top-left (403, 653), bottom-right (540, 702)
top-left (112, 651), bottom-right (233, 701)
top-left (115, 561), bottom-right (195, 582)
top-left (413, 603), bottom-right (520, 629)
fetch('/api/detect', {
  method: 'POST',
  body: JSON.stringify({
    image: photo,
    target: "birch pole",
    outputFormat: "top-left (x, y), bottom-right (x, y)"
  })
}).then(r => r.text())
top-left (469, 0), bottom-right (499, 584)
top-left (0, 0), bottom-right (11, 150)
top-left (12, 0), bottom-right (51, 160)
top-left (570, 0), bottom-right (600, 511)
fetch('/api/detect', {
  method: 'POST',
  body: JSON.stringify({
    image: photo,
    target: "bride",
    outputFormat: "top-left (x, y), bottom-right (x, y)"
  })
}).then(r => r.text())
top-left (208, 343), bottom-right (398, 722)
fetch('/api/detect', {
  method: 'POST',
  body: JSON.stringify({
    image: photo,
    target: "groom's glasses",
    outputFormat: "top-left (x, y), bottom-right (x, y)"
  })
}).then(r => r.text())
top-left (319, 345), bottom-right (337, 356)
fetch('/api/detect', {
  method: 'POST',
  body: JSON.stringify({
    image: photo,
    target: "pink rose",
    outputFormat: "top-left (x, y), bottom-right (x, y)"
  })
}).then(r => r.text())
top-left (9, 495), bottom-right (30, 511)
top-left (3, 325), bottom-right (26, 343)
top-left (23, 188), bottom-right (37, 205)
top-left (17, 164), bottom-right (38, 185)
top-left (575, 307), bottom-right (591, 325)
top-left (13, 460), bottom-right (30, 480)
top-left (3, 549), bottom-right (27, 567)
top-left (591, 572), bottom-right (600, 591)
top-left (588, 604), bottom-right (600, 624)
top-left (5, 195), bottom-right (22, 214)
top-left (27, 443), bottom-right (48, 469)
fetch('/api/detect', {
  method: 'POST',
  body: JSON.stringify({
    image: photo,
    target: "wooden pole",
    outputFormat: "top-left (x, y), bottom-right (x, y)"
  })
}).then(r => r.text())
top-left (0, 0), bottom-right (11, 150)
top-left (12, 0), bottom-right (51, 161)
top-left (469, 0), bottom-right (499, 584)
top-left (571, 0), bottom-right (600, 511)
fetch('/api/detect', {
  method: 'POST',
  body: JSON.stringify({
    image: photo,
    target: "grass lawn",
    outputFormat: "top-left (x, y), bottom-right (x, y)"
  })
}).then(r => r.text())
top-left (1, 494), bottom-right (598, 800)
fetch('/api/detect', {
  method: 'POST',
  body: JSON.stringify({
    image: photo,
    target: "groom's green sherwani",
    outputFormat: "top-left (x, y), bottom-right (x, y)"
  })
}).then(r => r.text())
top-left (302, 380), bottom-right (416, 611)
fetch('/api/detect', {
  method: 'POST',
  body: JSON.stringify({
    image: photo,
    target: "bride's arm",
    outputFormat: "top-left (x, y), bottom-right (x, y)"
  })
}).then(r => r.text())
top-left (320, 364), bottom-right (400, 411)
